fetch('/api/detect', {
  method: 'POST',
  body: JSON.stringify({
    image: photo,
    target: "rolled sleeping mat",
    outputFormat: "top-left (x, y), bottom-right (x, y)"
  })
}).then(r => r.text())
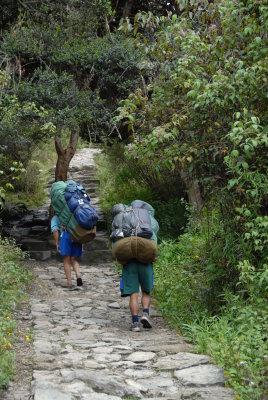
top-left (112, 236), bottom-right (158, 264)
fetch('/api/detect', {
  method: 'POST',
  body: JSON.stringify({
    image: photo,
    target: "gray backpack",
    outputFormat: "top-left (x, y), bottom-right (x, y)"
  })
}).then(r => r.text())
top-left (110, 200), bottom-right (153, 242)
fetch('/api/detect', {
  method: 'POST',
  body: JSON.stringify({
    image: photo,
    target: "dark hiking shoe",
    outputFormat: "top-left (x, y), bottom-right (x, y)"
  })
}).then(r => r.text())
top-left (77, 277), bottom-right (83, 286)
top-left (141, 313), bottom-right (152, 329)
top-left (130, 322), bottom-right (141, 332)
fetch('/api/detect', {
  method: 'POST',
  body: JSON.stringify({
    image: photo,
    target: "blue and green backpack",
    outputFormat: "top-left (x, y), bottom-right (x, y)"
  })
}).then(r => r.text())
top-left (50, 180), bottom-right (98, 243)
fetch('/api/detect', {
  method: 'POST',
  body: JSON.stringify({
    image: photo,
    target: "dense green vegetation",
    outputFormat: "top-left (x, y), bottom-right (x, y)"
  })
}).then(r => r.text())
top-left (0, 0), bottom-right (267, 398)
top-left (96, 144), bottom-right (187, 238)
top-left (0, 237), bottom-right (32, 394)
top-left (96, 144), bottom-right (267, 400)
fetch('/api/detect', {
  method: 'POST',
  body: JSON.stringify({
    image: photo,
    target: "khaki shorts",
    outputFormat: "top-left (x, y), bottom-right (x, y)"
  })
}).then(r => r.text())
top-left (120, 261), bottom-right (154, 297)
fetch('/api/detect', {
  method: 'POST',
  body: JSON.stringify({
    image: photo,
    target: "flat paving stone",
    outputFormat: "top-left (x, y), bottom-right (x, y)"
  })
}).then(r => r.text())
top-left (126, 351), bottom-right (156, 363)
top-left (174, 364), bottom-right (226, 386)
top-left (153, 352), bottom-right (210, 370)
top-left (181, 386), bottom-right (235, 399)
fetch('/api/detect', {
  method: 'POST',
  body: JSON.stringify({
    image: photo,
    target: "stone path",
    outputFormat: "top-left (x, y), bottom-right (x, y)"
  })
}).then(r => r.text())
top-left (3, 148), bottom-right (235, 399)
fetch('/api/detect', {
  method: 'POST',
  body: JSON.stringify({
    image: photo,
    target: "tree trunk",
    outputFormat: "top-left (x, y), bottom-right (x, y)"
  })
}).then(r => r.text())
top-left (122, 0), bottom-right (134, 18)
top-left (54, 128), bottom-right (79, 182)
top-left (49, 128), bottom-right (79, 223)
top-left (180, 173), bottom-right (203, 212)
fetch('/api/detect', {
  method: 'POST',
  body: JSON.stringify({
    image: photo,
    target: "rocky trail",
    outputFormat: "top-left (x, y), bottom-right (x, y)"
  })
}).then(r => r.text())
top-left (2, 148), bottom-right (234, 400)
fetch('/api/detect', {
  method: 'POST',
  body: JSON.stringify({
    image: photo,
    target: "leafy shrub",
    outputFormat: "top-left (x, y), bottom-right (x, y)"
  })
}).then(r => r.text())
top-left (183, 261), bottom-right (268, 400)
top-left (0, 316), bottom-right (15, 391)
top-left (5, 138), bottom-right (57, 207)
top-left (153, 207), bottom-right (267, 399)
top-left (153, 236), bottom-right (208, 327)
top-left (116, 0), bottom-right (268, 278)
top-left (95, 145), bottom-right (154, 218)
top-left (0, 236), bottom-right (32, 394)
top-left (152, 198), bottom-right (187, 239)
top-left (95, 144), bottom-right (187, 237)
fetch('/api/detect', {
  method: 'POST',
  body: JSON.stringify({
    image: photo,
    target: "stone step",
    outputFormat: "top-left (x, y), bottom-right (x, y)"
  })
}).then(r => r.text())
top-left (83, 236), bottom-right (110, 251)
top-left (19, 214), bottom-right (34, 226)
top-left (80, 178), bottom-right (100, 185)
top-left (81, 249), bottom-right (113, 264)
top-left (48, 175), bottom-right (98, 186)
top-left (84, 186), bottom-right (98, 194)
top-left (85, 193), bottom-right (97, 199)
top-left (95, 208), bottom-right (105, 215)
top-left (97, 219), bottom-right (106, 230)
top-left (18, 214), bottom-right (49, 228)
top-left (90, 201), bottom-right (101, 209)
top-left (69, 173), bottom-right (97, 181)
top-left (21, 238), bottom-right (49, 251)
top-left (47, 239), bottom-right (55, 250)
top-left (29, 226), bottom-right (49, 235)
top-left (28, 250), bottom-right (51, 261)
top-left (50, 250), bottom-right (62, 260)
top-left (2, 226), bottom-right (32, 238)
top-left (69, 166), bottom-right (97, 173)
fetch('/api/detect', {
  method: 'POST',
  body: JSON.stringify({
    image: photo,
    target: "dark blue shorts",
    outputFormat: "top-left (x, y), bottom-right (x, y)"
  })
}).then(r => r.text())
top-left (120, 261), bottom-right (154, 297)
top-left (59, 231), bottom-right (82, 257)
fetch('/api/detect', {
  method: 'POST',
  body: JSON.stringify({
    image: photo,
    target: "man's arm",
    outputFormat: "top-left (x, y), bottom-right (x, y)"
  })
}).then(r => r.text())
top-left (53, 230), bottom-right (60, 253)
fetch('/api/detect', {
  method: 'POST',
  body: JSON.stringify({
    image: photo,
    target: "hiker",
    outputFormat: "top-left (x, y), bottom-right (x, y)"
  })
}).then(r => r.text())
top-left (111, 200), bottom-right (159, 332)
top-left (120, 258), bottom-right (157, 332)
top-left (51, 213), bottom-right (83, 289)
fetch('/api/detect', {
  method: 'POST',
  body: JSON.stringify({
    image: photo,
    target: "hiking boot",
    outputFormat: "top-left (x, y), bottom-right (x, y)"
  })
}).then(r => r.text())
top-left (141, 313), bottom-right (152, 329)
top-left (130, 322), bottom-right (141, 332)
top-left (77, 277), bottom-right (83, 286)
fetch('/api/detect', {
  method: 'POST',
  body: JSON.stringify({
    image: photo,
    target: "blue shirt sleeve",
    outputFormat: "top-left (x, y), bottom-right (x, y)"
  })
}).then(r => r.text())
top-left (51, 215), bottom-right (61, 233)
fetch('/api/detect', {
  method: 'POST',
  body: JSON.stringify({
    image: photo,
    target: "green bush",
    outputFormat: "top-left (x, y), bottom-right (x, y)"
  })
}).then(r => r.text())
top-left (95, 145), bottom-right (187, 237)
top-left (153, 231), bottom-right (209, 327)
top-left (5, 137), bottom-right (57, 207)
top-left (153, 209), bottom-right (268, 399)
top-left (0, 236), bottom-right (32, 394)
top-left (183, 261), bottom-right (267, 400)
top-left (152, 198), bottom-right (187, 240)
top-left (95, 145), bottom-right (154, 218)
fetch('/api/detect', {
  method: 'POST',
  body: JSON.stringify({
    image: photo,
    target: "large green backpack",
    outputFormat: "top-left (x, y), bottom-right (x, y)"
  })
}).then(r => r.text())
top-left (50, 180), bottom-right (96, 243)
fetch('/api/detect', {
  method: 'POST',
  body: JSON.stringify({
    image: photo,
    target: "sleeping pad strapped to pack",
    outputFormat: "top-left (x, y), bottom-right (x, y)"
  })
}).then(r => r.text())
top-left (110, 200), bottom-right (159, 264)
top-left (112, 236), bottom-right (158, 264)
top-left (50, 180), bottom-right (98, 243)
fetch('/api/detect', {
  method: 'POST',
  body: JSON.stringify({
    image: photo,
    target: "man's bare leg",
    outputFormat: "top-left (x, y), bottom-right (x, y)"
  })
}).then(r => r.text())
top-left (141, 291), bottom-right (151, 310)
top-left (63, 256), bottom-right (72, 287)
top-left (129, 293), bottom-right (140, 331)
top-left (129, 293), bottom-right (139, 316)
top-left (71, 256), bottom-right (81, 277)
top-left (141, 291), bottom-right (152, 328)
top-left (71, 256), bottom-right (83, 286)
